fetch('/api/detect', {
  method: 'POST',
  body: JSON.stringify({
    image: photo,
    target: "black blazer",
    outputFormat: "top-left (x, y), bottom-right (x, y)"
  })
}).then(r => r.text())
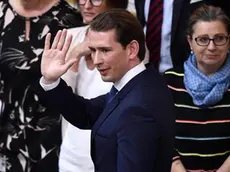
top-left (135, 0), bottom-right (230, 68)
top-left (39, 65), bottom-right (175, 172)
top-left (135, 0), bottom-right (145, 27)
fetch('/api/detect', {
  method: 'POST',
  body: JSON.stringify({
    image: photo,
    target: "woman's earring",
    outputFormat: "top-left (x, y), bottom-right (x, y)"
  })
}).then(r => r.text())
top-left (190, 50), bottom-right (194, 55)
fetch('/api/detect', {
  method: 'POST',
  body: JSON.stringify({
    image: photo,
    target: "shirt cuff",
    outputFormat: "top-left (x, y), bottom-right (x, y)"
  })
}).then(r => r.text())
top-left (39, 77), bottom-right (60, 91)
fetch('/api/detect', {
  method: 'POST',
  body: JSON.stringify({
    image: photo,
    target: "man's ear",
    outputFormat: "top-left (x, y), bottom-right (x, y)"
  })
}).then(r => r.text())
top-left (127, 40), bottom-right (139, 60)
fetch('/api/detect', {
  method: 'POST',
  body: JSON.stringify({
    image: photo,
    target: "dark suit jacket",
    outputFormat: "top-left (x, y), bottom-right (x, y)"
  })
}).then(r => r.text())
top-left (135, 0), bottom-right (230, 68)
top-left (39, 65), bottom-right (175, 172)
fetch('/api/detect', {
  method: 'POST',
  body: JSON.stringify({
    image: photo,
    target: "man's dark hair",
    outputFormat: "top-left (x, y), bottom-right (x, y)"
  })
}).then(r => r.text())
top-left (89, 9), bottom-right (146, 61)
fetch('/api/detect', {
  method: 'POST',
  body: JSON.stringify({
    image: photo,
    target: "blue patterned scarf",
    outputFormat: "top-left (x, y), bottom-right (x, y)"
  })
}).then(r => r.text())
top-left (184, 53), bottom-right (230, 107)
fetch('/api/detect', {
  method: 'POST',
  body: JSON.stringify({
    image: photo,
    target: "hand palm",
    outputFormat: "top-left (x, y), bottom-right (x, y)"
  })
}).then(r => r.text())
top-left (41, 30), bottom-right (76, 83)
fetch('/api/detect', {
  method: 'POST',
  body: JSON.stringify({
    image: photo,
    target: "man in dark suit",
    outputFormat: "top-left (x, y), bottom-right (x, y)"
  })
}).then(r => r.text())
top-left (135, 0), bottom-right (230, 72)
top-left (38, 9), bottom-right (175, 172)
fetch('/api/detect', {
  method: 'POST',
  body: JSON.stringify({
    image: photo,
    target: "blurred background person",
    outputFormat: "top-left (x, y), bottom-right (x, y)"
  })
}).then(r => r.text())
top-left (66, 0), bottom-right (136, 14)
top-left (60, 0), bottom-right (128, 172)
top-left (0, 0), bottom-right (83, 172)
top-left (164, 5), bottom-right (230, 172)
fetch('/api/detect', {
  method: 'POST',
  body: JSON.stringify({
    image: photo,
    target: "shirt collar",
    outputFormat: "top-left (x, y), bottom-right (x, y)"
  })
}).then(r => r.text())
top-left (114, 62), bottom-right (146, 91)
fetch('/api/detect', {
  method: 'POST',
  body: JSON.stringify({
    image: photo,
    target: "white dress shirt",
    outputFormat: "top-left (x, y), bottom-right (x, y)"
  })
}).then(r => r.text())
top-left (114, 62), bottom-right (146, 91)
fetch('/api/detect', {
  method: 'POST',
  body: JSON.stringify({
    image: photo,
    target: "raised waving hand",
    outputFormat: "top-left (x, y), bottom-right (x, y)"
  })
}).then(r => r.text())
top-left (41, 29), bottom-right (77, 84)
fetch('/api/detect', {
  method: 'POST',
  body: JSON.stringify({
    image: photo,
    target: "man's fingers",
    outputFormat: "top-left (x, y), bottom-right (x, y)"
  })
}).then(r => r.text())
top-left (51, 30), bottom-right (62, 49)
top-left (57, 29), bottom-right (67, 50)
top-left (44, 33), bottom-right (51, 50)
top-left (62, 34), bottom-right (73, 57)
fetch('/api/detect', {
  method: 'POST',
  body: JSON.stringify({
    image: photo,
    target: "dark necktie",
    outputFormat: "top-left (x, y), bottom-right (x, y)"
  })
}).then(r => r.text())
top-left (107, 86), bottom-right (118, 104)
top-left (146, 0), bottom-right (163, 70)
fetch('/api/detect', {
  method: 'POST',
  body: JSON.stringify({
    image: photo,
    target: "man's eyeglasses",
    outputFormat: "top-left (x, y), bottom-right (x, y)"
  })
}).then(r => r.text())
top-left (194, 35), bottom-right (229, 46)
top-left (79, 0), bottom-right (103, 7)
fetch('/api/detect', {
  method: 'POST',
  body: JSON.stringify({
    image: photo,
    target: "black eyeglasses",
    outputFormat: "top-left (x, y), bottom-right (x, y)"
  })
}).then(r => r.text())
top-left (79, 0), bottom-right (103, 7)
top-left (194, 35), bottom-right (229, 46)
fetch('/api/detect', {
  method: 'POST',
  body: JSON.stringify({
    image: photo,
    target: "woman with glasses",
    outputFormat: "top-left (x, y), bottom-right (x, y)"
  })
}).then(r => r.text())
top-left (59, 0), bottom-right (128, 172)
top-left (164, 5), bottom-right (230, 172)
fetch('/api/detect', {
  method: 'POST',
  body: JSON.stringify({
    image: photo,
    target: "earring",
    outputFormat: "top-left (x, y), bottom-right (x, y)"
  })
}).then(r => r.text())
top-left (190, 50), bottom-right (194, 55)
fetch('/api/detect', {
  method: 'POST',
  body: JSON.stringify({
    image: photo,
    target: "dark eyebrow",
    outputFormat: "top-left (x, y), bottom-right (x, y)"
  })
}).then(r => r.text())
top-left (88, 46), bottom-right (95, 51)
top-left (98, 47), bottom-right (112, 51)
top-left (88, 46), bottom-right (112, 50)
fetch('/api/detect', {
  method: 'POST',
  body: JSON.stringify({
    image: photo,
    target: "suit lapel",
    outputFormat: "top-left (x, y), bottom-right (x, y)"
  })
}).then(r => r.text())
top-left (91, 95), bottom-right (120, 138)
top-left (91, 83), bottom-right (134, 139)
top-left (91, 66), bottom-right (152, 139)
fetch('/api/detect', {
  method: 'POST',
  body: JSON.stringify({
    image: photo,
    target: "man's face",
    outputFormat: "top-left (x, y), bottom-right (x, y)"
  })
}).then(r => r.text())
top-left (88, 29), bottom-right (130, 83)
